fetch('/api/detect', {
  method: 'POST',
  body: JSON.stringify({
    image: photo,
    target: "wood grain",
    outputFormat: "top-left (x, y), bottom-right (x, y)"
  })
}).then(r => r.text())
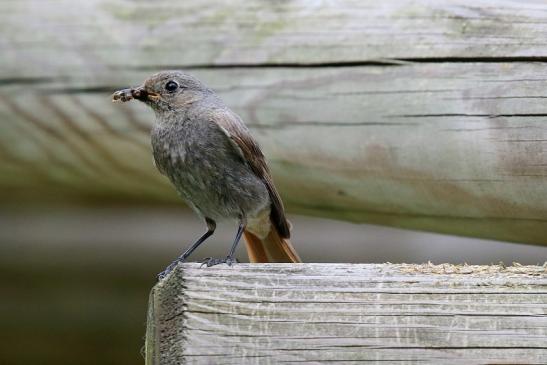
top-left (3, 1), bottom-right (547, 244)
top-left (146, 263), bottom-right (547, 364)
top-left (3, 0), bottom-right (547, 78)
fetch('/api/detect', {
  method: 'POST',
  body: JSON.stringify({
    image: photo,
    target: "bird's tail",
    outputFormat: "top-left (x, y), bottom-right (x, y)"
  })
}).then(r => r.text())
top-left (243, 227), bottom-right (301, 263)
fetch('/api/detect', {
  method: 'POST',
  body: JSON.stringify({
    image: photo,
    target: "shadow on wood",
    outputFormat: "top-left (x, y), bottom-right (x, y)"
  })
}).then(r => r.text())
top-left (146, 263), bottom-right (547, 364)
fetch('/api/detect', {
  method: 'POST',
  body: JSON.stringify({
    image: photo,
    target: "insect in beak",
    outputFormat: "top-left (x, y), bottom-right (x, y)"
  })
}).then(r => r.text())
top-left (112, 87), bottom-right (160, 103)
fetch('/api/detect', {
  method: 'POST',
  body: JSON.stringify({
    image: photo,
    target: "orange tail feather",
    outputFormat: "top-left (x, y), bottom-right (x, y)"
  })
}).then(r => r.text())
top-left (243, 228), bottom-right (301, 263)
top-left (243, 230), bottom-right (269, 263)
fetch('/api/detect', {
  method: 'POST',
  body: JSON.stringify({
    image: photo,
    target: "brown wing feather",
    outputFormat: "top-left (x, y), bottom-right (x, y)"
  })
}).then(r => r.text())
top-left (212, 109), bottom-right (291, 238)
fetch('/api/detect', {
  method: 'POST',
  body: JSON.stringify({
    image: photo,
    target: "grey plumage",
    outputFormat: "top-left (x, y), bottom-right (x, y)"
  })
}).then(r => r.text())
top-left (151, 98), bottom-right (270, 222)
top-left (112, 71), bottom-right (300, 275)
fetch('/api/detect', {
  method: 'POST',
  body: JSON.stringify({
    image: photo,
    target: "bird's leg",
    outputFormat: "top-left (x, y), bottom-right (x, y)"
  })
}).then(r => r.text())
top-left (201, 217), bottom-right (246, 267)
top-left (158, 218), bottom-right (216, 279)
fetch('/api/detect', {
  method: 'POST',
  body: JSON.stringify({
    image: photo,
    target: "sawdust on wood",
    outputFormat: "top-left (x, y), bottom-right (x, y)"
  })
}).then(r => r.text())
top-left (391, 261), bottom-right (547, 276)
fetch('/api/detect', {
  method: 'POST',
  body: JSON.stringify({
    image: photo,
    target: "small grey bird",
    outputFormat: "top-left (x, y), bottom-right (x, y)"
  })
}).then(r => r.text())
top-left (112, 71), bottom-right (301, 278)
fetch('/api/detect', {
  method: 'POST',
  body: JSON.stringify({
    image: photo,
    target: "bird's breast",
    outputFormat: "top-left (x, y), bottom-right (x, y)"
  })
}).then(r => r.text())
top-left (150, 117), bottom-right (270, 220)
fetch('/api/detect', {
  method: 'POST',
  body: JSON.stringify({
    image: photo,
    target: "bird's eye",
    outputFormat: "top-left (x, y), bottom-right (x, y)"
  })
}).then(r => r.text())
top-left (165, 81), bottom-right (178, 92)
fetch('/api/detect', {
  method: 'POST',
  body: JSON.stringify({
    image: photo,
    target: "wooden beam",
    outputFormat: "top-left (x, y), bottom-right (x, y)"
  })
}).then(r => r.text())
top-left (146, 263), bottom-right (547, 364)
top-left (3, 0), bottom-right (547, 244)
top-left (3, 0), bottom-right (547, 79)
top-left (3, 64), bottom-right (547, 244)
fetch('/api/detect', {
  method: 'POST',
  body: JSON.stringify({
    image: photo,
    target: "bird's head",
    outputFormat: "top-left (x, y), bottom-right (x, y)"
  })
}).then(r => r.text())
top-left (112, 71), bottom-right (212, 114)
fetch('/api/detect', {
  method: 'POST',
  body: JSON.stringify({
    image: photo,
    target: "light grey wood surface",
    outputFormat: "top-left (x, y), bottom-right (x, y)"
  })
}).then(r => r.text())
top-left (146, 263), bottom-right (547, 364)
top-left (2, 0), bottom-right (547, 245)
top-left (3, 0), bottom-right (547, 75)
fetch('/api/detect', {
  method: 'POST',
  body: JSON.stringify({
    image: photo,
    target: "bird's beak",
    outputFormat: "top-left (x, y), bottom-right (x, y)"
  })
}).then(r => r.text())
top-left (112, 86), bottom-right (160, 103)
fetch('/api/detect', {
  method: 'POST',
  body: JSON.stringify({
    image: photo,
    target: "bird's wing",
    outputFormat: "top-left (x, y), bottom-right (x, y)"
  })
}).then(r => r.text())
top-left (211, 108), bottom-right (291, 238)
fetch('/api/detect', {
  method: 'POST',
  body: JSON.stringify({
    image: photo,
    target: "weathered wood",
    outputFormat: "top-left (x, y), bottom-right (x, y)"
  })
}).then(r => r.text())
top-left (3, 64), bottom-right (547, 244)
top-left (146, 263), bottom-right (547, 364)
top-left (3, 0), bottom-right (547, 245)
top-left (3, 0), bottom-right (547, 77)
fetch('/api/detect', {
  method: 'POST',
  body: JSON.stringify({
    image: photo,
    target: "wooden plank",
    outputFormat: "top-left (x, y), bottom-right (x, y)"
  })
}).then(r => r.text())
top-left (3, 0), bottom-right (547, 244)
top-left (2, 63), bottom-right (547, 244)
top-left (146, 263), bottom-right (547, 364)
top-left (3, 0), bottom-right (547, 80)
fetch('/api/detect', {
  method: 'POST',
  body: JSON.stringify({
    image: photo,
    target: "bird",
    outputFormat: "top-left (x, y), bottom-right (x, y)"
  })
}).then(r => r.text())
top-left (112, 71), bottom-right (301, 278)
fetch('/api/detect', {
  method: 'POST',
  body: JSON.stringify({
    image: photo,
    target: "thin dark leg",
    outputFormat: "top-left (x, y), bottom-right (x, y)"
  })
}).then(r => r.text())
top-left (180, 218), bottom-right (216, 260)
top-left (158, 218), bottom-right (216, 279)
top-left (202, 217), bottom-right (246, 267)
top-left (227, 221), bottom-right (245, 259)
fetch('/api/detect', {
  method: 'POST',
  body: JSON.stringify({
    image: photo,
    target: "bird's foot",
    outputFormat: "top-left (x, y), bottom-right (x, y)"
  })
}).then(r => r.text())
top-left (157, 258), bottom-right (184, 280)
top-left (200, 257), bottom-right (238, 268)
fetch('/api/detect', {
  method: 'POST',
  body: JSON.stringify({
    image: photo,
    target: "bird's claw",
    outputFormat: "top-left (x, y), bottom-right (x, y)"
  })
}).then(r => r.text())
top-left (200, 257), bottom-right (238, 268)
top-left (157, 259), bottom-right (182, 280)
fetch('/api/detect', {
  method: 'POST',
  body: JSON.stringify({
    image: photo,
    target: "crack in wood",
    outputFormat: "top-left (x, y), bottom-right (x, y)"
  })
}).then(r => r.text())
top-left (0, 77), bottom-right (57, 86)
top-left (43, 86), bottom-right (126, 94)
top-left (391, 113), bottom-right (547, 118)
top-left (124, 57), bottom-right (547, 72)
top-left (248, 121), bottom-right (415, 129)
